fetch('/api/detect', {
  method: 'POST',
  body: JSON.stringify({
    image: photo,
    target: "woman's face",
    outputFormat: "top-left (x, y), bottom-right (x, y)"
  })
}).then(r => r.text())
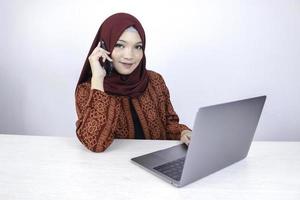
top-left (111, 28), bottom-right (143, 75)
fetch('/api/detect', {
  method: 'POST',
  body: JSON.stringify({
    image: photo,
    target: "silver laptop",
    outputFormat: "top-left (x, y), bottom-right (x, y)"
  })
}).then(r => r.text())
top-left (131, 96), bottom-right (266, 187)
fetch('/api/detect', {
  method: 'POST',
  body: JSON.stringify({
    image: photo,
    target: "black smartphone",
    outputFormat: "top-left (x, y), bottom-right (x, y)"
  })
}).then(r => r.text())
top-left (99, 40), bottom-right (113, 76)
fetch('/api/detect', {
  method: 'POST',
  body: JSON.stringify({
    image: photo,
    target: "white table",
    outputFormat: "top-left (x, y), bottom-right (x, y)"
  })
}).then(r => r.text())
top-left (0, 134), bottom-right (299, 200)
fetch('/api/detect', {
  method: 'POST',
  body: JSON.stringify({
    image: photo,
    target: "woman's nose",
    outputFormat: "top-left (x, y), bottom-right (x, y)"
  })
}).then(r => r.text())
top-left (123, 48), bottom-right (134, 59)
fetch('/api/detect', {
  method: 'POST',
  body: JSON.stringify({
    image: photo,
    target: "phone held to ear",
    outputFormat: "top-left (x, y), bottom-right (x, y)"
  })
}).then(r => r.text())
top-left (100, 40), bottom-right (113, 76)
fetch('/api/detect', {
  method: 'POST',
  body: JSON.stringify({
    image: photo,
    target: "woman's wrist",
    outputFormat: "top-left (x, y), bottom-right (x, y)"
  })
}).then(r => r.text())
top-left (91, 76), bottom-right (104, 91)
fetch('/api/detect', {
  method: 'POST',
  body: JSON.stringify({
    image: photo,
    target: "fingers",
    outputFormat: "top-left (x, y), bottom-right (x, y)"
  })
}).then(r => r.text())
top-left (180, 130), bottom-right (192, 146)
top-left (185, 134), bottom-right (191, 145)
top-left (105, 55), bottom-right (113, 62)
top-left (91, 47), bottom-right (110, 57)
top-left (181, 134), bottom-right (190, 146)
top-left (98, 42), bottom-right (111, 54)
top-left (89, 44), bottom-right (112, 64)
top-left (101, 53), bottom-right (113, 62)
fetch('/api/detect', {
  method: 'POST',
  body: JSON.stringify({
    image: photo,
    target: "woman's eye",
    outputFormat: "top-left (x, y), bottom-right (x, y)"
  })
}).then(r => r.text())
top-left (115, 43), bottom-right (124, 48)
top-left (136, 45), bottom-right (143, 50)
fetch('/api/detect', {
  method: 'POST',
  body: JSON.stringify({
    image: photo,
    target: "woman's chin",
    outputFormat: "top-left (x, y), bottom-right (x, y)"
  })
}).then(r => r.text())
top-left (115, 69), bottom-right (132, 75)
top-left (115, 65), bottom-right (137, 75)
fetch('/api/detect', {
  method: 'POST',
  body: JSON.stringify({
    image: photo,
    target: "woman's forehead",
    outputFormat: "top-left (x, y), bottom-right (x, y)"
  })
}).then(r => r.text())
top-left (118, 29), bottom-right (142, 43)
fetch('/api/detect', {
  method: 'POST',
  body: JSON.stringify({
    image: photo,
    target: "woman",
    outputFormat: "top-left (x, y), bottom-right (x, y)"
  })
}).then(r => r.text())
top-left (75, 13), bottom-right (191, 152)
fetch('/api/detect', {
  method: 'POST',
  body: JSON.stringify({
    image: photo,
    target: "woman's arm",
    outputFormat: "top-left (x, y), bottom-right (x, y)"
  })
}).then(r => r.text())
top-left (165, 96), bottom-right (191, 142)
top-left (75, 83), bottom-right (120, 152)
top-left (155, 73), bottom-right (191, 142)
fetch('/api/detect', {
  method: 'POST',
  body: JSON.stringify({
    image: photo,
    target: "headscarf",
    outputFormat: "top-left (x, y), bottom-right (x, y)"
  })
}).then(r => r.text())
top-left (77, 13), bottom-right (149, 97)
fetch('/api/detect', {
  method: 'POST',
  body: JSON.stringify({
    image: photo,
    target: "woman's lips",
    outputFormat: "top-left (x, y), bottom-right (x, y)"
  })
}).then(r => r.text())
top-left (120, 62), bottom-right (134, 68)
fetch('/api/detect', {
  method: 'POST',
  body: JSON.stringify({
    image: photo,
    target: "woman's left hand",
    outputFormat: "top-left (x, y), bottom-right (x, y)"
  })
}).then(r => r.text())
top-left (180, 130), bottom-right (192, 146)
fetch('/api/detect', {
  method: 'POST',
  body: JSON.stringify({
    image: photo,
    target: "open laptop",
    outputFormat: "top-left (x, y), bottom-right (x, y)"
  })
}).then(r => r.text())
top-left (131, 96), bottom-right (266, 187)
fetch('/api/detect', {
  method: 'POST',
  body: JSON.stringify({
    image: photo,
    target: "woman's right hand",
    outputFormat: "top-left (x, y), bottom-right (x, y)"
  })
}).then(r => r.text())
top-left (88, 41), bottom-right (113, 79)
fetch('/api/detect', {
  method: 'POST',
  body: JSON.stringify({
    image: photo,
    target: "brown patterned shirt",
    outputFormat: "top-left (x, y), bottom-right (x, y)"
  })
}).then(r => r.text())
top-left (75, 70), bottom-right (190, 152)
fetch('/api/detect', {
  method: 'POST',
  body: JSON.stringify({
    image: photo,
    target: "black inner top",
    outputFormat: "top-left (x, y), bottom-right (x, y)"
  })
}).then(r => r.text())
top-left (129, 98), bottom-right (145, 139)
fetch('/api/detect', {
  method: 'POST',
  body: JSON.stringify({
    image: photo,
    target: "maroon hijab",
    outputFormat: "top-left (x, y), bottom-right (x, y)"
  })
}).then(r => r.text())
top-left (77, 13), bottom-right (149, 97)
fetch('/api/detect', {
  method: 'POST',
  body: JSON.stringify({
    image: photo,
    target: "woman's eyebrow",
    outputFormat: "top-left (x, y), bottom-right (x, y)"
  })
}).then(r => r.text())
top-left (117, 40), bottom-right (142, 44)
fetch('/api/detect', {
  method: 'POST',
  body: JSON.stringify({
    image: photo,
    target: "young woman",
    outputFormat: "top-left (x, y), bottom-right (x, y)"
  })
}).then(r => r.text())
top-left (75, 13), bottom-right (191, 152)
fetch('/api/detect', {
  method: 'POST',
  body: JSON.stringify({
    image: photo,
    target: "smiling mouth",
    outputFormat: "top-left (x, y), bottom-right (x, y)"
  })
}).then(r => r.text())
top-left (120, 62), bottom-right (134, 68)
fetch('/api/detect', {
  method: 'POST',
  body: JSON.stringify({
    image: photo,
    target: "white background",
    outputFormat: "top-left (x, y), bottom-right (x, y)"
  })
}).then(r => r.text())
top-left (0, 0), bottom-right (299, 140)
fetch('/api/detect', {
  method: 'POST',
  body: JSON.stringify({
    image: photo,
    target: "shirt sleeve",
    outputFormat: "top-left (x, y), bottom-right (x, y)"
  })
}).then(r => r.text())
top-left (156, 74), bottom-right (191, 140)
top-left (165, 97), bottom-right (191, 140)
top-left (75, 83), bottom-right (120, 152)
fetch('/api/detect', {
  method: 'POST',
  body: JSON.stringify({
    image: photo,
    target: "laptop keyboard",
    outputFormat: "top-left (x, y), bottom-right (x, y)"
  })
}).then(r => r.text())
top-left (153, 157), bottom-right (186, 181)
